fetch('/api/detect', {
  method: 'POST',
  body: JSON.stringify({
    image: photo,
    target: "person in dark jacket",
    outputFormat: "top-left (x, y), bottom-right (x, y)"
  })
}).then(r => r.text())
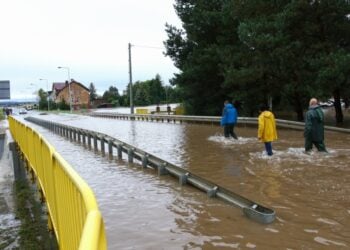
top-left (221, 100), bottom-right (238, 139)
top-left (304, 98), bottom-right (327, 152)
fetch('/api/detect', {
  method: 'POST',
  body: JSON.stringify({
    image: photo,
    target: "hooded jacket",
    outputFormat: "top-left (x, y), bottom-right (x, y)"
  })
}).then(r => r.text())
top-left (258, 111), bottom-right (278, 142)
top-left (221, 103), bottom-right (238, 126)
top-left (304, 105), bottom-right (324, 141)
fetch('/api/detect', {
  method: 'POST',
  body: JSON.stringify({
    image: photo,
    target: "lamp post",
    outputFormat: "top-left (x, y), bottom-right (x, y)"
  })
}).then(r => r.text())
top-left (29, 83), bottom-right (40, 109)
top-left (29, 83), bottom-right (37, 101)
top-left (128, 42), bottom-right (134, 114)
top-left (39, 78), bottom-right (50, 111)
top-left (57, 66), bottom-right (72, 113)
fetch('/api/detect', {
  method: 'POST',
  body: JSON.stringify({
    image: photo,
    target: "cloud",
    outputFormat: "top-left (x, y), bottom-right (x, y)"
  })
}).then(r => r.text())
top-left (0, 0), bottom-right (181, 99)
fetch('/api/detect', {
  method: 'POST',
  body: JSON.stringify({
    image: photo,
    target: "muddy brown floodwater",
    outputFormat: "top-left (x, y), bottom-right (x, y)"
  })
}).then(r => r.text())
top-left (24, 113), bottom-right (350, 249)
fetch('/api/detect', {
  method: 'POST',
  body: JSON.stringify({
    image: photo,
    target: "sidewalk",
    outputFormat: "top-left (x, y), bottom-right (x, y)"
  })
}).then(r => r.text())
top-left (0, 120), bottom-right (20, 249)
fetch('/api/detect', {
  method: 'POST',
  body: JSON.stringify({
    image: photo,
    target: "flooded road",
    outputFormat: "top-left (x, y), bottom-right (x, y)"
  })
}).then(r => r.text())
top-left (23, 113), bottom-right (350, 249)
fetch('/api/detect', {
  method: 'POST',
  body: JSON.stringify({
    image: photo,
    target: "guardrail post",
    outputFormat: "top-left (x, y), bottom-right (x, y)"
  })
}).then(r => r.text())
top-left (117, 144), bottom-right (122, 159)
top-left (179, 173), bottom-right (189, 186)
top-left (108, 140), bottom-right (113, 159)
top-left (158, 163), bottom-right (168, 176)
top-left (73, 129), bottom-right (77, 141)
top-left (82, 132), bottom-right (86, 146)
top-left (93, 134), bottom-right (98, 151)
top-left (100, 137), bottom-right (105, 156)
top-left (77, 130), bottom-right (81, 143)
top-left (128, 148), bottom-right (134, 163)
top-left (207, 186), bottom-right (218, 198)
top-left (141, 154), bottom-right (148, 168)
top-left (88, 134), bottom-right (92, 149)
top-left (69, 128), bottom-right (73, 141)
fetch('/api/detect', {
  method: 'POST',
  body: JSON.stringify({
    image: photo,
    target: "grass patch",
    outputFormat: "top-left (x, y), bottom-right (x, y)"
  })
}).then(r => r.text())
top-left (14, 180), bottom-right (58, 249)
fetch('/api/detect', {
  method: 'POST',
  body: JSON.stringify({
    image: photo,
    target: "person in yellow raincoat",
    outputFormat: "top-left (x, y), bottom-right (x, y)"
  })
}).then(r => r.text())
top-left (258, 104), bottom-right (278, 156)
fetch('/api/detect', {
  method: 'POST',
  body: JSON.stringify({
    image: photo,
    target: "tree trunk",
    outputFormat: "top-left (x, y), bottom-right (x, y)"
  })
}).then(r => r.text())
top-left (333, 89), bottom-right (343, 124)
top-left (344, 97), bottom-right (349, 109)
top-left (292, 90), bottom-right (304, 121)
top-left (294, 99), bottom-right (304, 121)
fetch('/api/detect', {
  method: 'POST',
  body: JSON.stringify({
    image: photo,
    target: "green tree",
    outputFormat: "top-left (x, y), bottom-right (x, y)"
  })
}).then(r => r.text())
top-left (57, 99), bottom-right (70, 110)
top-left (125, 75), bottom-right (168, 106)
top-left (165, 0), bottom-right (350, 121)
top-left (37, 88), bottom-right (48, 110)
top-left (313, 50), bottom-right (350, 124)
top-left (231, 0), bottom-right (311, 118)
top-left (102, 86), bottom-right (120, 106)
top-left (133, 82), bottom-right (150, 105)
top-left (306, 1), bottom-right (350, 123)
top-left (89, 82), bottom-right (97, 102)
top-left (164, 85), bottom-right (182, 104)
top-left (164, 0), bottom-right (228, 115)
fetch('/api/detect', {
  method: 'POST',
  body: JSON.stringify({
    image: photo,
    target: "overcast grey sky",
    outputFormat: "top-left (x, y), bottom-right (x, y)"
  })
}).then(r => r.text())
top-left (0, 0), bottom-right (181, 99)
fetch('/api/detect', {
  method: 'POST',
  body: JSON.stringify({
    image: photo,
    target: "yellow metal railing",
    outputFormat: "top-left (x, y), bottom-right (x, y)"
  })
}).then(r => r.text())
top-left (9, 116), bottom-right (107, 250)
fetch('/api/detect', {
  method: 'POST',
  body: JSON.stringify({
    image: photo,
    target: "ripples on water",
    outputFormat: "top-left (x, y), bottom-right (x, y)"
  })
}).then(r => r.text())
top-left (24, 114), bottom-right (350, 249)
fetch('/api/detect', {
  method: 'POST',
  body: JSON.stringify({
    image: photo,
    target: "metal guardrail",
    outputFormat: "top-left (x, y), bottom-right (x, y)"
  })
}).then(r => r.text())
top-left (26, 116), bottom-right (276, 224)
top-left (88, 112), bottom-right (350, 133)
top-left (8, 116), bottom-right (107, 250)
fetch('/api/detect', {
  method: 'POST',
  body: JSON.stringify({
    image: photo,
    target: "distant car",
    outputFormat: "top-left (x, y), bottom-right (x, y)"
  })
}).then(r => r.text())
top-left (19, 108), bottom-right (27, 114)
top-left (319, 101), bottom-right (333, 108)
top-left (319, 98), bottom-right (345, 108)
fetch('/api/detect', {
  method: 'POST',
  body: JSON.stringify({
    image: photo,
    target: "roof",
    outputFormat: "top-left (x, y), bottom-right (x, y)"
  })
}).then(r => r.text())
top-left (53, 80), bottom-right (90, 94)
top-left (52, 82), bottom-right (66, 91)
top-left (70, 80), bottom-right (89, 91)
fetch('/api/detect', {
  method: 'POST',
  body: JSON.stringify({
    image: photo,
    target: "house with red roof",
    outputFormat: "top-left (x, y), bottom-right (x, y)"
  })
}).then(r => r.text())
top-left (52, 80), bottom-right (90, 110)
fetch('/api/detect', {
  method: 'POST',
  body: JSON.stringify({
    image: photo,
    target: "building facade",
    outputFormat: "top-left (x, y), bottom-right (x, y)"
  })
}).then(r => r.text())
top-left (52, 80), bottom-right (90, 110)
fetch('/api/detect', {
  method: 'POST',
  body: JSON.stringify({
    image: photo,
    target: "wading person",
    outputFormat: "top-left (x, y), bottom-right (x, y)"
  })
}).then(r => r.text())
top-left (304, 98), bottom-right (327, 153)
top-left (221, 100), bottom-right (238, 139)
top-left (258, 104), bottom-right (277, 156)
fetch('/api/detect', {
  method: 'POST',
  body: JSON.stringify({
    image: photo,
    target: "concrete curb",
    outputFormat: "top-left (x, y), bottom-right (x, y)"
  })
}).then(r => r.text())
top-left (0, 121), bottom-right (20, 248)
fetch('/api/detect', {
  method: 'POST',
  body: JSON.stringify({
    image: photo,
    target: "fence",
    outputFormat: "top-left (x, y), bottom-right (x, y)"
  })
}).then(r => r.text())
top-left (26, 116), bottom-right (276, 224)
top-left (88, 112), bottom-right (350, 133)
top-left (8, 116), bottom-right (107, 250)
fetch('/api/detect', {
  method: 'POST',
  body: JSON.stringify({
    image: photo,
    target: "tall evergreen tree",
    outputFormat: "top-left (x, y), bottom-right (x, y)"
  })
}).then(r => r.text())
top-left (165, 0), bottom-right (350, 120)
top-left (102, 86), bottom-right (120, 106)
top-left (38, 88), bottom-right (48, 110)
top-left (89, 82), bottom-right (97, 102)
top-left (165, 0), bottom-right (229, 115)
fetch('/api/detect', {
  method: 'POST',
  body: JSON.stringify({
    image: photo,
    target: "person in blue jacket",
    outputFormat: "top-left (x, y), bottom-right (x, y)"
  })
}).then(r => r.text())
top-left (221, 100), bottom-right (238, 139)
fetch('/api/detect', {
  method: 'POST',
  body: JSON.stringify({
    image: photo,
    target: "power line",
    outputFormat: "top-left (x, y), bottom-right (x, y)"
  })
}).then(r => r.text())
top-left (131, 44), bottom-right (164, 50)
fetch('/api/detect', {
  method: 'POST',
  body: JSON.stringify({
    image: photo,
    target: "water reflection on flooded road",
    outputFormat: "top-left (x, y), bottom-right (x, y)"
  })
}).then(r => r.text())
top-left (27, 113), bottom-right (350, 249)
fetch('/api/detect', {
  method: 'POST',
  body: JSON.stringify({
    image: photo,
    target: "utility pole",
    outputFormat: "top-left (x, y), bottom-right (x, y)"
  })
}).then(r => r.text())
top-left (128, 42), bottom-right (134, 114)
top-left (127, 43), bottom-right (163, 114)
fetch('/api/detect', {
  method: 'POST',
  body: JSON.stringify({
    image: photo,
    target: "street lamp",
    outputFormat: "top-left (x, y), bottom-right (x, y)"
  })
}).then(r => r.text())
top-left (28, 83), bottom-right (40, 109)
top-left (57, 66), bottom-right (72, 113)
top-left (39, 78), bottom-right (50, 111)
top-left (29, 83), bottom-right (37, 101)
top-left (128, 42), bottom-right (134, 114)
